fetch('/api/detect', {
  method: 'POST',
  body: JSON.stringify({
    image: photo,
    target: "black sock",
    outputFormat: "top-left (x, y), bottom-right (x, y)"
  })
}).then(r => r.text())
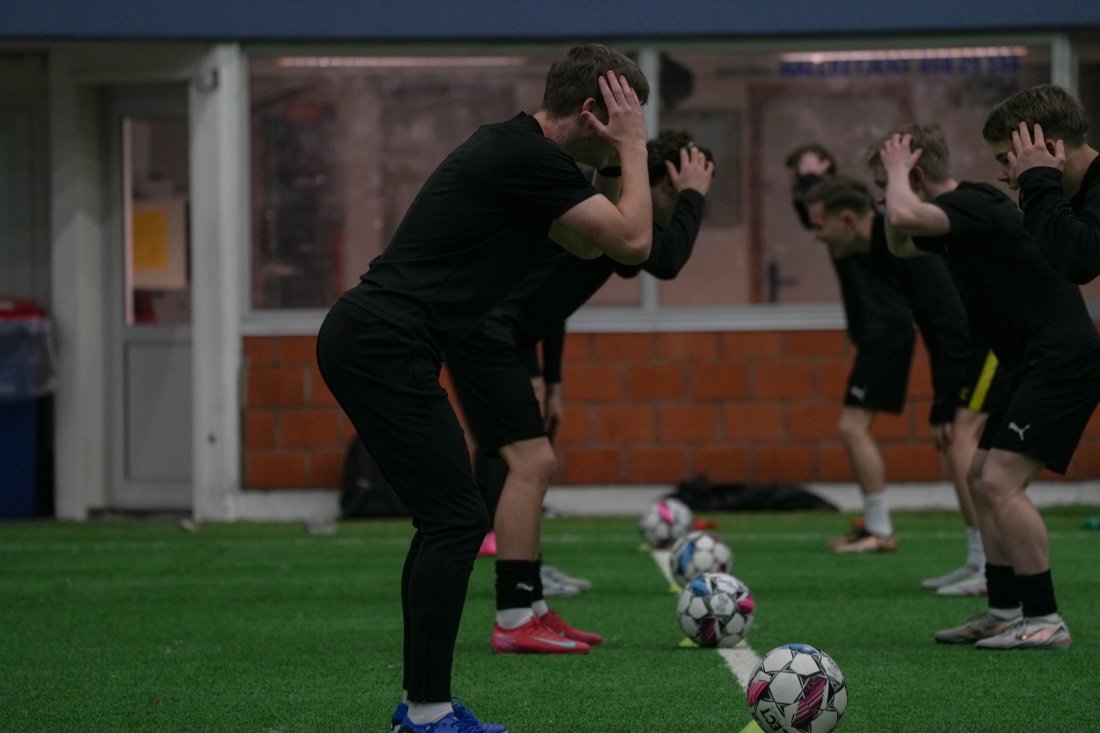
top-left (1016, 569), bottom-right (1058, 618)
top-left (495, 559), bottom-right (538, 610)
top-left (986, 563), bottom-right (1019, 611)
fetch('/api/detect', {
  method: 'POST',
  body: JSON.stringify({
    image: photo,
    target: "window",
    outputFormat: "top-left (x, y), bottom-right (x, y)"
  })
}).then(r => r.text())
top-left (249, 40), bottom-right (1086, 324)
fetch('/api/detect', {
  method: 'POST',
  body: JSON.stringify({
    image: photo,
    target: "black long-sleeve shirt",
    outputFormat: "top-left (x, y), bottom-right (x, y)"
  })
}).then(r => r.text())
top-left (1018, 156), bottom-right (1100, 284)
top-left (486, 189), bottom-right (706, 383)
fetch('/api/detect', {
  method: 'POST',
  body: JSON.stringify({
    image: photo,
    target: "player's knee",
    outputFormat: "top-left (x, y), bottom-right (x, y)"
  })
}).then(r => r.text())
top-left (505, 441), bottom-right (557, 487)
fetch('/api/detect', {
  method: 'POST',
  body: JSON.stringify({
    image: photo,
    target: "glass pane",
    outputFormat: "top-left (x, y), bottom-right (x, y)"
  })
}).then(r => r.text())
top-left (249, 53), bottom-right (561, 310)
top-left (654, 44), bottom-right (1051, 306)
top-left (124, 116), bottom-right (191, 325)
top-left (1074, 36), bottom-right (1100, 306)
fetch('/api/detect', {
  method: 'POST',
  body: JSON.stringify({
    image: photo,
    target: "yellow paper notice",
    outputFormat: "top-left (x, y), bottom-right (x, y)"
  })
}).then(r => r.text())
top-left (133, 209), bottom-right (169, 270)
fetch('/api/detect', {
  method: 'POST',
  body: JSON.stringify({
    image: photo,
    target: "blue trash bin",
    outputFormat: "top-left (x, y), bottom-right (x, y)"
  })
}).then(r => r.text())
top-left (0, 299), bottom-right (54, 519)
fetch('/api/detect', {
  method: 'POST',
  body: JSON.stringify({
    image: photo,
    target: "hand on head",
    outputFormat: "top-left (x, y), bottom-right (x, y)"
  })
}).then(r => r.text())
top-left (1008, 121), bottom-right (1065, 181)
top-left (581, 71), bottom-right (648, 157)
top-left (879, 133), bottom-right (923, 180)
top-left (667, 145), bottom-right (715, 195)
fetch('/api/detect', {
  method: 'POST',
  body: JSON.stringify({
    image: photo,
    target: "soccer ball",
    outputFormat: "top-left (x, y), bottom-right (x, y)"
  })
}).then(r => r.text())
top-left (638, 497), bottom-right (693, 549)
top-left (676, 572), bottom-right (755, 648)
top-left (747, 643), bottom-right (848, 733)
top-left (667, 530), bottom-right (732, 586)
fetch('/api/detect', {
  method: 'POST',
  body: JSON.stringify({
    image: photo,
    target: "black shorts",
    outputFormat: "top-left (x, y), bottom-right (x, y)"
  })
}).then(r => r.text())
top-left (315, 301), bottom-right (489, 525)
top-left (843, 330), bottom-right (915, 413)
top-left (446, 315), bottom-right (546, 454)
top-left (980, 348), bottom-right (1100, 474)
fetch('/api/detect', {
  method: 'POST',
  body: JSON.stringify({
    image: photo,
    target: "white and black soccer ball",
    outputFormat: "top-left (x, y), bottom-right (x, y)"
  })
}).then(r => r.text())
top-left (747, 643), bottom-right (848, 733)
top-left (638, 497), bottom-right (694, 549)
top-left (676, 572), bottom-right (755, 648)
top-left (667, 530), bottom-right (733, 586)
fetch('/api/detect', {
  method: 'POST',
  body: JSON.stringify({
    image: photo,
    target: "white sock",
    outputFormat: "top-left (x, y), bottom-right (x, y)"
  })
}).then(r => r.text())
top-left (1031, 612), bottom-right (1062, 624)
top-left (965, 527), bottom-right (985, 568)
top-left (496, 607), bottom-right (534, 629)
top-left (532, 600), bottom-right (549, 616)
top-left (863, 494), bottom-right (892, 537)
top-left (989, 606), bottom-right (1021, 620)
top-left (407, 701), bottom-right (452, 724)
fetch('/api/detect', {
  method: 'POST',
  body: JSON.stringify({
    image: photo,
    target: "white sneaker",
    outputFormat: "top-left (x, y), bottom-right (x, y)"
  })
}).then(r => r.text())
top-left (974, 616), bottom-right (1072, 650)
top-left (921, 564), bottom-right (981, 591)
top-left (540, 565), bottom-right (592, 594)
top-left (934, 609), bottom-right (1021, 644)
top-left (935, 569), bottom-right (987, 597)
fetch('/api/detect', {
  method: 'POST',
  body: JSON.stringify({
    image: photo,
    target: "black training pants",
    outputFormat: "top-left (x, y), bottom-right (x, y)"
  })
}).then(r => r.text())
top-left (316, 302), bottom-right (490, 702)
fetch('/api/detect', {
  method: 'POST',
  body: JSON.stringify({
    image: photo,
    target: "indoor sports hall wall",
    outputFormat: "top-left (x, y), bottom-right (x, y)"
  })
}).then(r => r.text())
top-left (241, 331), bottom-right (1100, 491)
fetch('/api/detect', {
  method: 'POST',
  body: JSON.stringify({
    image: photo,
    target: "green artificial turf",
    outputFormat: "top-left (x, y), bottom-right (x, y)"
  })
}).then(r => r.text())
top-left (1, 508), bottom-right (1097, 732)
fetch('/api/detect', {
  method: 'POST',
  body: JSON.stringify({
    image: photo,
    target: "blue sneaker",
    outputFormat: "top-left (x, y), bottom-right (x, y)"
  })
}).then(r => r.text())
top-left (393, 699), bottom-right (507, 733)
top-left (391, 702), bottom-right (408, 733)
top-left (452, 699), bottom-right (507, 733)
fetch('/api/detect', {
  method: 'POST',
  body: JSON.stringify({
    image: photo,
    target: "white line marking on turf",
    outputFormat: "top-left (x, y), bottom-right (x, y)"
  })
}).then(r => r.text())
top-left (651, 547), bottom-right (763, 693)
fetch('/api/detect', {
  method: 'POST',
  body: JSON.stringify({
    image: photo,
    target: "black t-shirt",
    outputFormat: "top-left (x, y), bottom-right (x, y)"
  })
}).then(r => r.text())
top-left (493, 188), bottom-right (706, 349)
top-left (836, 213), bottom-right (971, 422)
top-left (1018, 155), bottom-right (1100, 284)
top-left (342, 113), bottom-right (597, 348)
top-left (915, 182), bottom-right (1100, 367)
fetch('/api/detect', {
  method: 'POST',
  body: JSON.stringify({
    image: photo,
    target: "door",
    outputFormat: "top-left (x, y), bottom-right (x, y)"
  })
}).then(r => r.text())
top-left (106, 84), bottom-right (193, 510)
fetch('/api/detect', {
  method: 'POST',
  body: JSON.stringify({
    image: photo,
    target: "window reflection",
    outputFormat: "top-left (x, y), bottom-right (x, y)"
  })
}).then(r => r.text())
top-left (250, 43), bottom-right (1059, 313)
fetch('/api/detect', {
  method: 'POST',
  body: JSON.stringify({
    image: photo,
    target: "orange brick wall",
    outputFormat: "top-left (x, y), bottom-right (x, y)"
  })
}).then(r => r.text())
top-left (241, 331), bottom-right (1100, 490)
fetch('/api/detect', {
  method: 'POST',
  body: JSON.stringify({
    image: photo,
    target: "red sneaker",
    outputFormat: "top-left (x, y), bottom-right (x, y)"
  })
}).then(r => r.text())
top-left (491, 616), bottom-right (589, 654)
top-left (539, 609), bottom-right (604, 646)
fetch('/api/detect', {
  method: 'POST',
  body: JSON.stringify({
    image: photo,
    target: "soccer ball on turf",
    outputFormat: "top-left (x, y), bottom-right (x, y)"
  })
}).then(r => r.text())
top-left (747, 643), bottom-right (847, 733)
top-left (667, 530), bottom-right (733, 586)
top-left (638, 497), bottom-right (694, 548)
top-left (676, 572), bottom-right (755, 648)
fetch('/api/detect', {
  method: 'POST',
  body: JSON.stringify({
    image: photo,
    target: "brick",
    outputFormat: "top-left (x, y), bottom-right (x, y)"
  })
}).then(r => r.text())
top-left (562, 364), bottom-right (623, 401)
top-left (627, 363), bottom-right (686, 400)
top-left (691, 363), bottom-right (749, 400)
top-left (554, 405), bottom-right (591, 445)
top-left (691, 445), bottom-right (751, 482)
top-left (755, 444), bottom-right (815, 482)
top-left (881, 443), bottom-right (943, 481)
top-left (872, 410), bottom-right (913, 440)
top-left (657, 332), bottom-right (719, 360)
top-left (908, 360), bottom-right (934, 398)
top-left (720, 331), bottom-right (781, 359)
top-left (628, 447), bottom-right (686, 483)
top-left (247, 366), bottom-right (306, 407)
top-left (245, 450), bottom-right (308, 489)
top-left (818, 443), bottom-right (853, 481)
top-left (308, 449), bottom-right (345, 489)
top-left (281, 408), bottom-right (345, 447)
top-left (593, 333), bottom-right (655, 360)
top-left (816, 361), bottom-right (851, 399)
top-left (279, 335), bottom-right (317, 365)
top-left (784, 330), bottom-right (848, 357)
top-left (243, 336), bottom-right (278, 366)
top-left (308, 367), bottom-right (339, 407)
top-left (787, 403), bottom-right (839, 440)
top-left (560, 448), bottom-right (622, 483)
top-left (1066, 442), bottom-right (1100, 479)
top-left (243, 409), bottom-right (277, 449)
top-left (595, 405), bottom-right (656, 442)
top-left (754, 360), bottom-right (815, 399)
top-left (1085, 409), bottom-right (1100, 436)
top-left (659, 405), bottom-right (718, 442)
top-left (724, 403), bottom-right (783, 440)
top-left (563, 333), bottom-right (591, 361)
